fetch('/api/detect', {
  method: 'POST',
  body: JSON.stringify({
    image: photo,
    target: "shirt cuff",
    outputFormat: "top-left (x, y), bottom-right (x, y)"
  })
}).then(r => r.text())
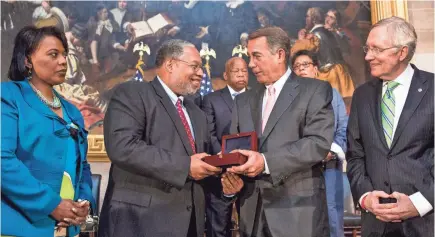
top-left (261, 153), bottom-right (270, 174)
top-left (223, 194), bottom-right (235, 198)
top-left (123, 22), bottom-right (131, 32)
top-left (409, 192), bottom-right (433, 217)
top-left (331, 142), bottom-right (345, 160)
top-left (359, 192), bottom-right (370, 207)
top-left (113, 42), bottom-right (121, 48)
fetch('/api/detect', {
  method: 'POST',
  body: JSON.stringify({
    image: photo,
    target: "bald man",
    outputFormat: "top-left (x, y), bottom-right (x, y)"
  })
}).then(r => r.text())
top-left (201, 57), bottom-right (249, 237)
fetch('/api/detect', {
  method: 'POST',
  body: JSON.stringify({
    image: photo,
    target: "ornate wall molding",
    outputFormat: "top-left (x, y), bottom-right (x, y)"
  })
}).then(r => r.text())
top-left (87, 135), bottom-right (109, 162)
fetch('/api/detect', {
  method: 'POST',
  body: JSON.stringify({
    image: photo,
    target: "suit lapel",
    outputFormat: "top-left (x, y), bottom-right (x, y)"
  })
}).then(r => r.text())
top-left (390, 66), bottom-right (428, 149)
top-left (369, 79), bottom-right (389, 149)
top-left (151, 78), bottom-right (194, 155)
top-left (250, 86), bottom-right (264, 137)
top-left (221, 87), bottom-right (234, 112)
top-left (260, 75), bottom-right (300, 148)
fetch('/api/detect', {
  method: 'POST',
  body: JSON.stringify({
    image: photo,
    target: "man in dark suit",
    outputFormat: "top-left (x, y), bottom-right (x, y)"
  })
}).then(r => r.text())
top-left (347, 16), bottom-right (434, 237)
top-left (201, 57), bottom-right (249, 237)
top-left (98, 39), bottom-right (222, 237)
top-left (225, 27), bottom-right (334, 237)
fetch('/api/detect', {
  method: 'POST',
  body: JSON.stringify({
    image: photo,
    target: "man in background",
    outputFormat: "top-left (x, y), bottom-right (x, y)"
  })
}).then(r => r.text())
top-left (201, 57), bottom-right (249, 237)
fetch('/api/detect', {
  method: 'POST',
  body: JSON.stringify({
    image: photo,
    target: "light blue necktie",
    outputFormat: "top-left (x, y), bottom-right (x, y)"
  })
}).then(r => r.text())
top-left (232, 92), bottom-right (240, 100)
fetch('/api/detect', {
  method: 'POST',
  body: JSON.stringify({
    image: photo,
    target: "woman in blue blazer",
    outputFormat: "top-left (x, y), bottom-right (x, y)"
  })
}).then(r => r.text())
top-left (1, 26), bottom-right (95, 237)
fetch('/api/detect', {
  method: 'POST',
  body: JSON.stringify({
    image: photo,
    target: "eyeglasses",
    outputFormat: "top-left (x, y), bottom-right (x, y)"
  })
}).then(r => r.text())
top-left (292, 62), bottom-right (314, 70)
top-left (230, 69), bottom-right (248, 74)
top-left (362, 46), bottom-right (400, 55)
top-left (173, 59), bottom-right (203, 72)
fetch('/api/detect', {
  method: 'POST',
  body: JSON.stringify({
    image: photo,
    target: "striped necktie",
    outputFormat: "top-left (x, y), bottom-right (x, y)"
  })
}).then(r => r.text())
top-left (381, 81), bottom-right (400, 147)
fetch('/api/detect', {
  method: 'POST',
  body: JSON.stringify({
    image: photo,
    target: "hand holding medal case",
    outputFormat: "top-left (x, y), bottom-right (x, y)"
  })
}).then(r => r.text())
top-left (202, 131), bottom-right (258, 168)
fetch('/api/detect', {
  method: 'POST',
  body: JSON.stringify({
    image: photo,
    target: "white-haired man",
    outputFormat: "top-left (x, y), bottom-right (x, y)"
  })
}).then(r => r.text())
top-left (347, 16), bottom-right (434, 237)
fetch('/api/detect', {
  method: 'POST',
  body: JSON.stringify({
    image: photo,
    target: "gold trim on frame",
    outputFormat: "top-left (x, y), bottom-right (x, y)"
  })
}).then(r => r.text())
top-left (86, 1), bottom-right (411, 163)
top-left (371, 0), bottom-right (409, 24)
top-left (87, 135), bottom-right (109, 162)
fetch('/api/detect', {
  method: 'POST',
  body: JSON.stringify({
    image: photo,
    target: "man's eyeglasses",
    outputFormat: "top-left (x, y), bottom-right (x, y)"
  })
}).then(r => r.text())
top-left (173, 59), bottom-right (203, 72)
top-left (362, 46), bottom-right (400, 55)
top-left (292, 62), bottom-right (314, 70)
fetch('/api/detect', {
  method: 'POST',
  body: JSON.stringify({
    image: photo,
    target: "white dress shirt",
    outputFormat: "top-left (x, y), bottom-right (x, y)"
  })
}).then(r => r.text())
top-left (227, 85), bottom-right (246, 100)
top-left (359, 64), bottom-right (433, 217)
top-left (261, 68), bottom-right (292, 174)
top-left (157, 76), bottom-right (195, 140)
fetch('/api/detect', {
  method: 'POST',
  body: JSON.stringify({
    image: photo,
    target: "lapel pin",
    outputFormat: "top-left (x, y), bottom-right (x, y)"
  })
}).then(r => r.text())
top-left (418, 88), bottom-right (422, 92)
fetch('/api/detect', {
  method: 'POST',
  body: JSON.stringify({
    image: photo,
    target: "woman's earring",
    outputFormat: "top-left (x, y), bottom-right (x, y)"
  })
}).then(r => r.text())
top-left (27, 67), bottom-right (32, 80)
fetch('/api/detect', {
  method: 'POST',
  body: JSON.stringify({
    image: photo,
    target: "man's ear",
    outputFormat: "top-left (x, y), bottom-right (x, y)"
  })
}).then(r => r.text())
top-left (277, 48), bottom-right (286, 63)
top-left (223, 71), bottom-right (228, 81)
top-left (398, 46), bottom-right (409, 62)
top-left (164, 59), bottom-right (173, 73)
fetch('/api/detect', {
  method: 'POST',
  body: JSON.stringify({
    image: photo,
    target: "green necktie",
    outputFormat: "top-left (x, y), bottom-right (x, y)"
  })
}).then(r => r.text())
top-left (381, 81), bottom-right (400, 147)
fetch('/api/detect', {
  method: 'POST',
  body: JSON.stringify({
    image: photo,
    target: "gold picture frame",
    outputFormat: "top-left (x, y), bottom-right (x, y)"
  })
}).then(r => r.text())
top-left (86, 0), bottom-right (410, 163)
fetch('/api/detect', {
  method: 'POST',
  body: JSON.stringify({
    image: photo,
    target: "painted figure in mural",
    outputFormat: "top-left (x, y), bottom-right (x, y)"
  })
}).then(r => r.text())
top-left (54, 23), bottom-right (107, 130)
top-left (110, 0), bottom-right (134, 50)
top-left (292, 7), bottom-right (355, 100)
top-left (87, 3), bottom-right (124, 76)
top-left (325, 8), bottom-right (368, 87)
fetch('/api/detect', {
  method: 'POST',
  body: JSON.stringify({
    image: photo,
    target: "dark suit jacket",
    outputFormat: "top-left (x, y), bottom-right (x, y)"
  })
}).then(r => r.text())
top-left (230, 73), bottom-right (335, 237)
top-left (98, 78), bottom-right (211, 237)
top-left (202, 87), bottom-right (235, 155)
top-left (346, 64), bottom-right (434, 237)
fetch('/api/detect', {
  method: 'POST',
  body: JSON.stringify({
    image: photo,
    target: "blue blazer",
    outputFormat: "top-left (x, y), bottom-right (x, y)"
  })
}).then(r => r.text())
top-left (331, 88), bottom-right (348, 153)
top-left (1, 80), bottom-right (95, 237)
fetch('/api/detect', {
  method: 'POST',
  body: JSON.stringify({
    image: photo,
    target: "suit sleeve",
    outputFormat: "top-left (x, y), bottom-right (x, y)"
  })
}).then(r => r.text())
top-left (104, 82), bottom-right (191, 189)
top-left (201, 95), bottom-right (221, 154)
top-left (262, 82), bottom-right (335, 186)
top-left (1, 85), bottom-right (62, 223)
top-left (346, 92), bottom-right (375, 204)
top-left (413, 147), bottom-right (434, 205)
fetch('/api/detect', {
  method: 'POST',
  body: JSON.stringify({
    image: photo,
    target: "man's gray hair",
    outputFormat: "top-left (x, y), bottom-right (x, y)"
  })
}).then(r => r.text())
top-left (155, 39), bottom-right (195, 67)
top-left (372, 16), bottom-right (417, 62)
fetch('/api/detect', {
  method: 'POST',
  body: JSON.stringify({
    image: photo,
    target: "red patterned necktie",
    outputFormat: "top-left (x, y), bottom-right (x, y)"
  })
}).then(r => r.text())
top-left (176, 98), bottom-right (196, 153)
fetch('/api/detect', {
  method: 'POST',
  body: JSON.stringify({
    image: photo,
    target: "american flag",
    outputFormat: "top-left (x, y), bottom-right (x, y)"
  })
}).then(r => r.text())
top-left (133, 58), bottom-right (145, 82)
top-left (200, 69), bottom-right (213, 96)
top-left (133, 69), bottom-right (144, 82)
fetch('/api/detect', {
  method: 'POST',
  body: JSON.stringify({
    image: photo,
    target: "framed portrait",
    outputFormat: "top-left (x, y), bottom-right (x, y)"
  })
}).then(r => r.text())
top-left (0, 1), bottom-right (408, 162)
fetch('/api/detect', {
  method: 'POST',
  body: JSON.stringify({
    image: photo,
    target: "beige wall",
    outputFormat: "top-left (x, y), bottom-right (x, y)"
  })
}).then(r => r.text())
top-left (408, 1), bottom-right (435, 72)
